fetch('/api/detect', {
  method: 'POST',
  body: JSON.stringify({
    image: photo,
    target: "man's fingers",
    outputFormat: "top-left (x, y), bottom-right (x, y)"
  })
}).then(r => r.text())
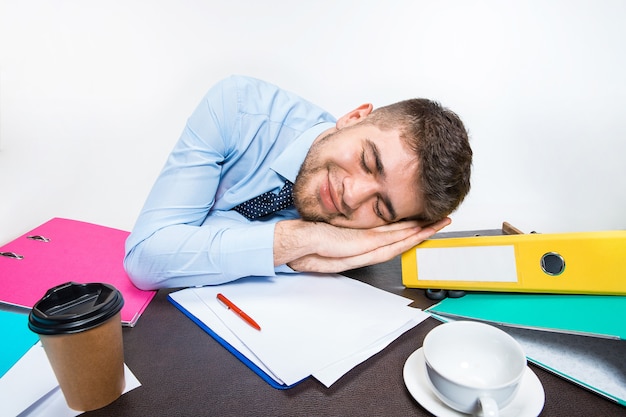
top-left (425, 217), bottom-right (452, 232)
top-left (291, 218), bottom-right (451, 273)
top-left (415, 217), bottom-right (451, 238)
top-left (315, 217), bottom-right (451, 259)
top-left (369, 220), bottom-right (423, 232)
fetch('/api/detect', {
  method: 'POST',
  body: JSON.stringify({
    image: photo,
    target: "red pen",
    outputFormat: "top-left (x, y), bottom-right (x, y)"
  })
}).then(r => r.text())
top-left (216, 293), bottom-right (261, 331)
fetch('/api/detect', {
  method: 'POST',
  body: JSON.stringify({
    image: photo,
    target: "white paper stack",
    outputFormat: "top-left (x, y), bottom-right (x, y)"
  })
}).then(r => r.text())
top-left (168, 273), bottom-right (430, 388)
top-left (0, 342), bottom-right (141, 417)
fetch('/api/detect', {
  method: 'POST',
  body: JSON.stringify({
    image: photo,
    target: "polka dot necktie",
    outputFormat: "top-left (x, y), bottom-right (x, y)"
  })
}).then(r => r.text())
top-left (232, 181), bottom-right (294, 220)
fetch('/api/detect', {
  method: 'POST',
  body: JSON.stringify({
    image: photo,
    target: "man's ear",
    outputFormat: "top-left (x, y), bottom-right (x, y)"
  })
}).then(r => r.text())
top-left (335, 103), bottom-right (373, 129)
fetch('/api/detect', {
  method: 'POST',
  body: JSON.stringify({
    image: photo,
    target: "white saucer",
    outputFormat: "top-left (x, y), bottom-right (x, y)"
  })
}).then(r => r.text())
top-left (403, 348), bottom-right (545, 417)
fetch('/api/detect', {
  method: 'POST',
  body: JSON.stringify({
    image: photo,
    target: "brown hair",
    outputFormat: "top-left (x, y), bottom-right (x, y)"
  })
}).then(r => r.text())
top-left (367, 99), bottom-right (472, 222)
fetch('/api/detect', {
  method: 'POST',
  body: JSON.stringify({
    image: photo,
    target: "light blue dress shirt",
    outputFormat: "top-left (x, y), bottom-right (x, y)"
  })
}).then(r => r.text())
top-left (124, 75), bottom-right (336, 289)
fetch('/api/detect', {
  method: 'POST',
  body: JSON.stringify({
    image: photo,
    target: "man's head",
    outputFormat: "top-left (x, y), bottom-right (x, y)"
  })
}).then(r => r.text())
top-left (293, 99), bottom-right (472, 229)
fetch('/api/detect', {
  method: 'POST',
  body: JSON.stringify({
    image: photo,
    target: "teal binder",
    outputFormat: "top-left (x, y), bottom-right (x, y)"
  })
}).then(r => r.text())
top-left (427, 293), bottom-right (626, 339)
top-left (1, 310), bottom-right (40, 377)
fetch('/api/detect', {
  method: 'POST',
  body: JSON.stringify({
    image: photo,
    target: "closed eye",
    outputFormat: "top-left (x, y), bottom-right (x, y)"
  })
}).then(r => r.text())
top-left (362, 140), bottom-right (397, 222)
top-left (360, 149), bottom-right (372, 174)
top-left (375, 198), bottom-right (384, 218)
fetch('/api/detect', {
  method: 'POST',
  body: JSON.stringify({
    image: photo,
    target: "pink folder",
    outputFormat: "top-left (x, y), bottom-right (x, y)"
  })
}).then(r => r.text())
top-left (0, 218), bottom-right (156, 326)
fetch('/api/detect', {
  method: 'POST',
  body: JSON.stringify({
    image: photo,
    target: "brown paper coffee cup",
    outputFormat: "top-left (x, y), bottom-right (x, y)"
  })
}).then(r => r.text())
top-left (29, 282), bottom-right (125, 411)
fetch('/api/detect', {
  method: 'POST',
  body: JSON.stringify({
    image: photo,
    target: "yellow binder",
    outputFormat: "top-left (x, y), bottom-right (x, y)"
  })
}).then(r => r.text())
top-left (401, 230), bottom-right (626, 295)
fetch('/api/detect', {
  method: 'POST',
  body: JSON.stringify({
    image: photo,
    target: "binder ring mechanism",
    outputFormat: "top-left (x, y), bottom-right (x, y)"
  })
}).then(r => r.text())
top-left (27, 235), bottom-right (51, 242)
top-left (1, 252), bottom-right (24, 260)
top-left (0, 235), bottom-right (50, 260)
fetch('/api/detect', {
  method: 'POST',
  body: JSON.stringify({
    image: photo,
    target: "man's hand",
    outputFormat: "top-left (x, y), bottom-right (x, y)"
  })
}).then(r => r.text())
top-left (274, 217), bottom-right (451, 273)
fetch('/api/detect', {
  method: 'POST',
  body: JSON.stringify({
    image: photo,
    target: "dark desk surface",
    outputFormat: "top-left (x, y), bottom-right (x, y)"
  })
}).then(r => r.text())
top-left (83, 256), bottom-right (626, 417)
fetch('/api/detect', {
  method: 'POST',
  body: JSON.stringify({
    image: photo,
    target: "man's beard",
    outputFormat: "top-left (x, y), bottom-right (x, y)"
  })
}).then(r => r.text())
top-left (292, 132), bottom-right (336, 223)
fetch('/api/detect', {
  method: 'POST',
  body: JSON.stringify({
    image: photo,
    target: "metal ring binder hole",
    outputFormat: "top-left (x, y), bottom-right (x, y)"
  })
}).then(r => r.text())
top-left (27, 235), bottom-right (51, 242)
top-left (1, 251), bottom-right (24, 260)
top-left (541, 252), bottom-right (565, 276)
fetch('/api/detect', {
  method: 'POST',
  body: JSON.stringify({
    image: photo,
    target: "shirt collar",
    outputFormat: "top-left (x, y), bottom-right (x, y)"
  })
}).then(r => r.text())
top-left (271, 122), bottom-right (335, 182)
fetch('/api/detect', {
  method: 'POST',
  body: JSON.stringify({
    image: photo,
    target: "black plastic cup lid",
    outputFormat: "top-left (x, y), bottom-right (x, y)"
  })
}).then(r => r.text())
top-left (28, 282), bottom-right (124, 335)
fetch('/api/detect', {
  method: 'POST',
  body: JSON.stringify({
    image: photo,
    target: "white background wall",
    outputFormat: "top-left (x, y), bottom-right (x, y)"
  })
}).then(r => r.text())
top-left (1, 0), bottom-right (625, 244)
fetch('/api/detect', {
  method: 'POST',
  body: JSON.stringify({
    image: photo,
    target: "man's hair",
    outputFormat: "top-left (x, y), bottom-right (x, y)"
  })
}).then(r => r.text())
top-left (367, 99), bottom-right (472, 223)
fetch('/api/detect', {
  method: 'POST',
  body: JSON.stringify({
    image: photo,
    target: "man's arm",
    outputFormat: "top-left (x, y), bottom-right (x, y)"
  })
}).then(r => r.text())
top-left (125, 76), bottom-right (279, 290)
top-left (274, 217), bottom-right (451, 272)
top-left (124, 76), bottom-right (337, 290)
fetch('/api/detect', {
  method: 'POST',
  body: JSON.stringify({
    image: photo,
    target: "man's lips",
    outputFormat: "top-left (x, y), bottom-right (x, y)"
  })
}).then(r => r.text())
top-left (320, 176), bottom-right (339, 214)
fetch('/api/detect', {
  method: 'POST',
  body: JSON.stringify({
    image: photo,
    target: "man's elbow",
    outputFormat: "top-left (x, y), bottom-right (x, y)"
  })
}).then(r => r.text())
top-left (123, 251), bottom-right (161, 291)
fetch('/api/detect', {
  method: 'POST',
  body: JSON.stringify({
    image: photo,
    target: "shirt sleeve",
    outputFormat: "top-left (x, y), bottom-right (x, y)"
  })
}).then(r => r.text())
top-left (124, 77), bottom-right (280, 290)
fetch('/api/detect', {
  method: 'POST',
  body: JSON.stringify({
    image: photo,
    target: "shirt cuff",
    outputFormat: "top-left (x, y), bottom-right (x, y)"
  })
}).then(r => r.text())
top-left (217, 221), bottom-right (277, 279)
top-left (275, 263), bottom-right (296, 273)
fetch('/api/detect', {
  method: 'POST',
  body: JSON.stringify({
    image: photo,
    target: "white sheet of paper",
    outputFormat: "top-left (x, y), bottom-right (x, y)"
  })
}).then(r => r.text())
top-left (171, 288), bottom-right (285, 385)
top-left (0, 342), bottom-right (141, 417)
top-left (0, 342), bottom-right (57, 417)
top-left (313, 313), bottom-right (427, 387)
top-left (416, 245), bottom-right (518, 282)
top-left (171, 273), bottom-right (429, 386)
top-left (173, 283), bottom-right (422, 387)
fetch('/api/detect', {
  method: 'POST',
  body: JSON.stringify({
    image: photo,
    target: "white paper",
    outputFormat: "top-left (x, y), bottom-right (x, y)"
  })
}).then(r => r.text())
top-left (0, 342), bottom-right (141, 417)
top-left (0, 343), bottom-right (57, 417)
top-left (170, 273), bottom-right (430, 387)
top-left (313, 313), bottom-right (427, 387)
top-left (416, 245), bottom-right (518, 282)
top-left (171, 288), bottom-right (285, 385)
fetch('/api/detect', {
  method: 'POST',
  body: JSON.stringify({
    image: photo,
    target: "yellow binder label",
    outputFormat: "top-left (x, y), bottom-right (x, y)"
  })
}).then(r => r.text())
top-left (416, 245), bottom-right (518, 282)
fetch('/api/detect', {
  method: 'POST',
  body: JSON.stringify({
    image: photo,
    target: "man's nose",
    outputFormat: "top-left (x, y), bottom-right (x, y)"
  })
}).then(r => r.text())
top-left (342, 176), bottom-right (378, 211)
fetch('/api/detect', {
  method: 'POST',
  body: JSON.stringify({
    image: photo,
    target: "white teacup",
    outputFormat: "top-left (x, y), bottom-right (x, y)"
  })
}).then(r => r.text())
top-left (423, 321), bottom-right (526, 417)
